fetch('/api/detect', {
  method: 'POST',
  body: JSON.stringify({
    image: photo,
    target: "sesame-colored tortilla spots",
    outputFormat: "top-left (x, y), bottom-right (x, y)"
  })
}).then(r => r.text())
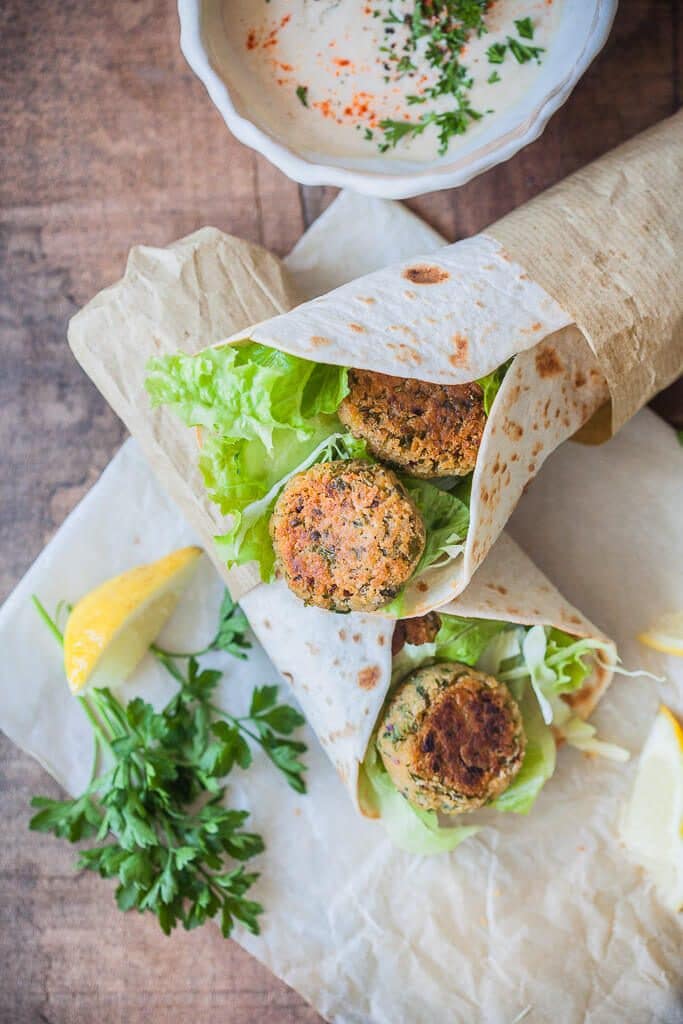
top-left (386, 342), bottom-right (422, 365)
top-left (349, 322), bottom-right (366, 333)
top-left (403, 290), bottom-right (417, 300)
top-left (450, 332), bottom-right (469, 368)
top-left (402, 264), bottom-right (450, 285)
top-left (355, 295), bottom-right (376, 304)
top-left (310, 335), bottom-right (332, 347)
top-left (574, 371), bottom-right (586, 388)
top-left (503, 419), bottom-right (524, 440)
top-left (358, 665), bottom-right (381, 690)
top-left (535, 345), bottom-right (564, 378)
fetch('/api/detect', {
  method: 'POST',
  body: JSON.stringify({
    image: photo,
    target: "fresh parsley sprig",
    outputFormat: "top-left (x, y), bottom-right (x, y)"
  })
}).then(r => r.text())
top-left (29, 594), bottom-right (307, 937)
top-left (152, 589), bottom-right (252, 661)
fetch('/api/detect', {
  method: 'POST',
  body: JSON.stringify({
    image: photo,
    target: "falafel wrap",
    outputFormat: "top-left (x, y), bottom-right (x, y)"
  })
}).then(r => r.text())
top-left (142, 120), bottom-right (682, 616)
top-left (69, 117), bottom-right (682, 620)
top-left (240, 532), bottom-right (626, 854)
top-left (143, 248), bottom-right (607, 617)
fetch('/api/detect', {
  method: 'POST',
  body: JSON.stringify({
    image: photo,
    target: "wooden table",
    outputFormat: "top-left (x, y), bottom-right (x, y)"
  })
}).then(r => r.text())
top-left (1, 2), bottom-right (681, 1021)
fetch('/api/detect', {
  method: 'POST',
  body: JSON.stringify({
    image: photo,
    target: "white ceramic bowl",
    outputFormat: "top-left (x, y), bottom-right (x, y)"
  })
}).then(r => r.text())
top-left (178, 0), bottom-right (618, 200)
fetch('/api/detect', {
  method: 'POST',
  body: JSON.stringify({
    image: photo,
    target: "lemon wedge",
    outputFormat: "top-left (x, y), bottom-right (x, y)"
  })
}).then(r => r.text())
top-left (63, 547), bottom-right (203, 694)
top-left (638, 611), bottom-right (683, 657)
top-left (620, 705), bottom-right (683, 912)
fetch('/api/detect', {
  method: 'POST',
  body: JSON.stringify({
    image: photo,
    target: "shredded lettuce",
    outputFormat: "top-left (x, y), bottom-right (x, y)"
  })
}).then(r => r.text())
top-left (476, 359), bottom-right (511, 416)
top-left (497, 624), bottom-right (611, 724)
top-left (368, 616), bottom-right (625, 840)
top-left (359, 743), bottom-right (479, 855)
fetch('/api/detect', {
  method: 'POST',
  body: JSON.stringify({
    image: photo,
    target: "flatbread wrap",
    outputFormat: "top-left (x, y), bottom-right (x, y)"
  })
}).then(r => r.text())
top-left (240, 533), bottom-right (623, 854)
top-left (68, 116), bottom-right (683, 620)
top-left (143, 234), bottom-right (608, 616)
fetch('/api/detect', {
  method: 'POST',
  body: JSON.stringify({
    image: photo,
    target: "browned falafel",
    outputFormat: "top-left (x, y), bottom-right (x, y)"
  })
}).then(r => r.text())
top-left (338, 369), bottom-right (486, 479)
top-left (392, 612), bottom-right (442, 656)
top-left (269, 459), bottom-right (425, 612)
top-left (376, 662), bottom-right (525, 813)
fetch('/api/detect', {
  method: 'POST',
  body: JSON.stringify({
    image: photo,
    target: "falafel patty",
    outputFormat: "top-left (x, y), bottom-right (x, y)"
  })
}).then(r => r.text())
top-left (270, 459), bottom-right (425, 612)
top-left (338, 369), bottom-right (486, 479)
top-left (392, 612), bottom-right (442, 655)
top-left (377, 662), bottom-right (525, 813)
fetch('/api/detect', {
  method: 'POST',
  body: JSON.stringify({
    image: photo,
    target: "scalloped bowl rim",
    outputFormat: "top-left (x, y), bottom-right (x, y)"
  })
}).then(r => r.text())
top-left (178, 0), bottom-right (618, 200)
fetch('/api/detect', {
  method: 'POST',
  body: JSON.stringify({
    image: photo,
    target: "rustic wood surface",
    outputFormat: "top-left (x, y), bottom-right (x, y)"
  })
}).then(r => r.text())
top-left (1, 2), bottom-right (681, 1021)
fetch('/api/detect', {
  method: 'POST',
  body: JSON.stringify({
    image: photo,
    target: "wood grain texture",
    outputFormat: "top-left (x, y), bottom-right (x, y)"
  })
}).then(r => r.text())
top-left (0, 1), bottom-right (680, 1022)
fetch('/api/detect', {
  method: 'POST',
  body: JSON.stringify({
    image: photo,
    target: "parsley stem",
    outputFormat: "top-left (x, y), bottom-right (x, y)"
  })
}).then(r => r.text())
top-left (78, 695), bottom-right (115, 756)
top-left (32, 595), bottom-right (64, 647)
top-left (150, 643), bottom-right (213, 659)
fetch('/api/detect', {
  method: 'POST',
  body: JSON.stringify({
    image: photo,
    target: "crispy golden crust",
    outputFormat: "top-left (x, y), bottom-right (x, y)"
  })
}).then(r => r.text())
top-left (270, 460), bottom-right (425, 612)
top-left (338, 369), bottom-right (486, 479)
top-left (377, 662), bottom-right (525, 814)
top-left (392, 612), bottom-right (442, 656)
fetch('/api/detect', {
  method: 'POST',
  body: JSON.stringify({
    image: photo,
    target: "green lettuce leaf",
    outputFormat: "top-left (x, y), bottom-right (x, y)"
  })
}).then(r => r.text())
top-left (490, 686), bottom-right (556, 814)
top-left (497, 625), bottom-right (612, 723)
top-left (476, 359), bottom-right (511, 416)
top-left (433, 614), bottom-right (508, 666)
top-left (214, 433), bottom-right (369, 578)
top-left (405, 479), bottom-right (470, 574)
top-left (146, 343), bottom-right (349, 451)
top-left (359, 744), bottom-right (479, 856)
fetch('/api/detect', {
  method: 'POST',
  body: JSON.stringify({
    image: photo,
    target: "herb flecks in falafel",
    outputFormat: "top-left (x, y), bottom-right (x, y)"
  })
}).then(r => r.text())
top-left (339, 369), bottom-right (486, 479)
top-left (270, 460), bottom-right (426, 613)
top-left (377, 662), bottom-right (525, 814)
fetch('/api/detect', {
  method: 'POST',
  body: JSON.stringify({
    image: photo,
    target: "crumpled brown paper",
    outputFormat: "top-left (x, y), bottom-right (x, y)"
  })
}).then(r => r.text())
top-left (489, 110), bottom-right (683, 437)
top-left (69, 227), bottom-right (298, 594)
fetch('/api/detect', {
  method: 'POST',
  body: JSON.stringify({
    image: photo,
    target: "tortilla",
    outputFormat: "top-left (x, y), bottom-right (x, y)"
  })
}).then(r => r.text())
top-left (241, 532), bottom-right (615, 813)
top-left (210, 236), bottom-right (607, 611)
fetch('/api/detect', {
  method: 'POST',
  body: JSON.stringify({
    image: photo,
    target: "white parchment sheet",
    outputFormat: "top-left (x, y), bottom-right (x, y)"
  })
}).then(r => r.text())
top-left (1, 192), bottom-right (681, 1024)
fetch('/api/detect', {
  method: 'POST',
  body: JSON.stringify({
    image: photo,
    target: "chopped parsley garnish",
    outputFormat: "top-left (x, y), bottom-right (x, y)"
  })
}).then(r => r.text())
top-left (486, 42), bottom-right (507, 64)
top-left (507, 36), bottom-right (544, 64)
top-left (514, 17), bottom-right (535, 40)
top-left (283, 2), bottom-right (545, 157)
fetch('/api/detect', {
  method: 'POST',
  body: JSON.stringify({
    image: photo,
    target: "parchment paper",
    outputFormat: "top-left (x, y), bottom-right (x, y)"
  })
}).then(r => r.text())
top-left (1, 193), bottom-right (681, 1023)
top-left (489, 111), bottom-right (683, 436)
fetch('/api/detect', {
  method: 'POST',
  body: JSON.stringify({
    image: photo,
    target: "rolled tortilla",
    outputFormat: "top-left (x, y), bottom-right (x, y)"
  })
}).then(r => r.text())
top-left (68, 116), bottom-right (682, 617)
top-left (240, 533), bottom-right (616, 815)
top-left (217, 236), bottom-right (608, 613)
